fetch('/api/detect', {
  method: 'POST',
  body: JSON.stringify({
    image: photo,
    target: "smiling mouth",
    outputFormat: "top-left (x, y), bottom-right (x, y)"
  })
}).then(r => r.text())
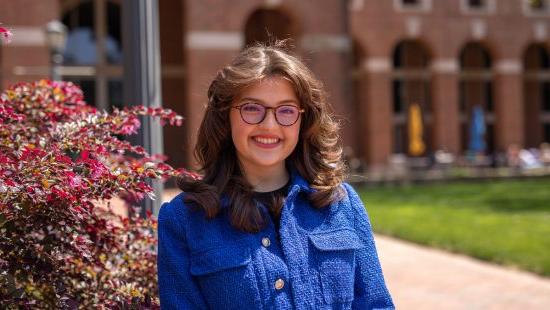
top-left (253, 136), bottom-right (280, 145)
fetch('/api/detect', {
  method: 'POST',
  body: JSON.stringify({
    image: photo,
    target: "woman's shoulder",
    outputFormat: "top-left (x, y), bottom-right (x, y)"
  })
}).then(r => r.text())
top-left (340, 182), bottom-right (360, 201)
top-left (158, 192), bottom-right (190, 227)
top-left (337, 182), bottom-right (367, 214)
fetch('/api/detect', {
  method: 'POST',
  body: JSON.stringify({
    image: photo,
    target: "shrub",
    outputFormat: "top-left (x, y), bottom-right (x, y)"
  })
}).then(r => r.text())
top-left (0, 24), bottom-right (12, 43)
top-left (0, 80), bottom-right (192, 308)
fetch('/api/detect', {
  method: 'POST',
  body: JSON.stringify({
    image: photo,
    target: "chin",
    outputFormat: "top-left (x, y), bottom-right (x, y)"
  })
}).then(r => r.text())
top-left (251, 157), bottom-right (285, 168)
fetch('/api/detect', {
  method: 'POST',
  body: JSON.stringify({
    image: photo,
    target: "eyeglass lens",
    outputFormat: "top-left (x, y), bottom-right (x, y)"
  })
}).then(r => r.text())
top-left (240, 103), bottom-right (300, 126)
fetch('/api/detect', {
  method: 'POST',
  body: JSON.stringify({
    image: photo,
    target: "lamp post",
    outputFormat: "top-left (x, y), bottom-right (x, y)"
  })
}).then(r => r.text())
top-left (122, 0), bottom-right (164, 217)
top-left (44, 20), bottom-right (67, 81)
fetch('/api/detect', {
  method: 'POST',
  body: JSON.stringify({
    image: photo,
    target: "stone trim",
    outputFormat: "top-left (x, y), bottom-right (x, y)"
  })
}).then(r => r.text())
top-left (405, 16), bottom-right (422, 38)
top-left (471, 19), bottom-right (488, 40)
top-left (349, 0), bottom-right (365, 12)
top-left (186, 31), bottom-right (243, 50)
top-left (263, 0), bottom-right (282, 8)
top-left (301, 34), bottom-right (351, 52)
top-left (364, 57), bottom-right (392, 73)
top-left (534, 21), bottom-right (548, 41)
top-left (431, 58), bottom-right (459, 73)
top-left (495, 59), bottom-right (523, 74)
top-left (4, 26), bottom-right (45, 46)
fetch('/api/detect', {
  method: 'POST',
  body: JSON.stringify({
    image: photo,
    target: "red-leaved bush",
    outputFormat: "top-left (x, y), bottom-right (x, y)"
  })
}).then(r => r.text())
top-left (0, 80), bottom-right (193, 308)
top-left (0, 24), bottom-right (12, 43)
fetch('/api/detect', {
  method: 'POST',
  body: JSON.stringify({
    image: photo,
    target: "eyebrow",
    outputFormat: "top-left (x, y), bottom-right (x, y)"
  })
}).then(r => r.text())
top-left (238, 97), bottom-right (299, 106)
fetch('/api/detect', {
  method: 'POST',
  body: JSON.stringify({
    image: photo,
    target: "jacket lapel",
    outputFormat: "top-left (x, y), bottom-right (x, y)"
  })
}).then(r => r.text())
top-left (278, 172), bottom-right (316, 309)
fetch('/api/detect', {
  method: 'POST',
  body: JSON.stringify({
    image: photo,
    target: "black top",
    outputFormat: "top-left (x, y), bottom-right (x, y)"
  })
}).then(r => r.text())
top-left (252, 179), bottom-right (291, 231)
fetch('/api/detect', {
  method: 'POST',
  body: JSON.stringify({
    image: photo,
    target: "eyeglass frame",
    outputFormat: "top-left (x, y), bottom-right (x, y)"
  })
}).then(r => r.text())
top-left (232, 103), bottom-right (305, 126)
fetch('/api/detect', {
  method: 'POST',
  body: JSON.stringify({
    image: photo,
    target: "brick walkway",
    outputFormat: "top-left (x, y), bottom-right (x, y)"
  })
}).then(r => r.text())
top-left (375, 235), bottom-right (550, 309)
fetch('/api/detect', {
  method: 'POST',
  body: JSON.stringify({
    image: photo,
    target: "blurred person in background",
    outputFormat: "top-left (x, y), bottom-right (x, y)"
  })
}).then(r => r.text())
top-left (540, 142), bottom-right (550, 166)
top-left (519, 148), bottom-right (543, 170)
top-left (507, 144), bottom-right (521, 169)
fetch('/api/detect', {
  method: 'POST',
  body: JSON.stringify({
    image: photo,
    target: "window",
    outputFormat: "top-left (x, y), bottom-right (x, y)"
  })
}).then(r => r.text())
top-left (394, 0), bottom-right (432, 12)
top-left (393, 80), bottom-right (403, 113)
top-left (460, 0), bottom-right (496, 14)
top-left (523, 0), bottom-right (549, 15)
top-left (391, 40), bottom-right (432, 155)
top-left (459, 42), bottom-right (495, 153)
top-left (523, 44), bottom-right (550, 147)
top-left (543, 82), bottom-right (550, 112)
top-left (529, 0), bottom-right (547, 10)
top-left (469, 0), bottom-right (484, 7)
top-left (61, 0), bottom-right (123, 111)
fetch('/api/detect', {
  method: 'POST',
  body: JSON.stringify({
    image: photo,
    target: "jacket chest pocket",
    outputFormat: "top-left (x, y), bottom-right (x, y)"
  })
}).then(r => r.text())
top-left (309, 229), bottom-right (364, 305)
top-left (190, 246), bottom-right (259, 309)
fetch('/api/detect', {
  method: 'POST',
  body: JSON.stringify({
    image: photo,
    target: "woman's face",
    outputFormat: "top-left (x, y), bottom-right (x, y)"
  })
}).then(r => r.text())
top-left (230, 76), bottom-right (302, 175)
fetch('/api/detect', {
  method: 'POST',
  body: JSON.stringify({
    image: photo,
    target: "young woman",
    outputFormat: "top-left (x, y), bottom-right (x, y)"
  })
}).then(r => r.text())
top-left (157, 42), bottom-right (394, 310)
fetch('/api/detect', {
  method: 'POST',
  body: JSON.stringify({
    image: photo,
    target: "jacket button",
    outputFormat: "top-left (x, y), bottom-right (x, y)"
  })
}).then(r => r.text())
top-left (262, 237), bottom-right (271, 247)
top-left (274, 278), bottom-right (285, 290)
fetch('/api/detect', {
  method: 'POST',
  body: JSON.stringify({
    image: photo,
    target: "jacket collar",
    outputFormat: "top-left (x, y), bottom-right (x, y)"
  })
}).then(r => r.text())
top-left (289, 168), bottom-right (314, 196)
top-left (219, 169), bottom-right (313, 208)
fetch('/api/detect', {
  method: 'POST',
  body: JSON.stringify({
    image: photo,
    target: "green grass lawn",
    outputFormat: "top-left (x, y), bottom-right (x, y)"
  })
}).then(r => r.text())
top-left (357, 178), bottom-right (550, 277)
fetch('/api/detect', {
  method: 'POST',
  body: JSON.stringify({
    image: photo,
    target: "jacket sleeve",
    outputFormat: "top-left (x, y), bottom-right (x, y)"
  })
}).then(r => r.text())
top-left (157, 198), bottom-right (208, 309)
top-left (343, 184), bottom-right (395, 310)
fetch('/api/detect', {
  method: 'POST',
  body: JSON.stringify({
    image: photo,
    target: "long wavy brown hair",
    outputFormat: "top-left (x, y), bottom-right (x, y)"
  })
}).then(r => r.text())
top-left (178, 41), bottom-right (346, 233)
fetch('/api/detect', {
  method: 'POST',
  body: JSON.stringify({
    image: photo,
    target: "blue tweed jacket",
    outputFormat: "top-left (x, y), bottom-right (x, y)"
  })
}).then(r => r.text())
top-left (157, 172), bottom-right (394, 310)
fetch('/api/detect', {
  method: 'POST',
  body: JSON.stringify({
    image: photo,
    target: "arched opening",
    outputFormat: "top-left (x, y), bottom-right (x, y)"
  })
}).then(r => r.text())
top-left (459, 42), bottom-right (494, 155)
top-left (244, 8), bottom-right (298, 47)
top-left (523, 43), bottom-right (550, 148)
top-left (61, 0), bottom-right (123, 111)
top-left (392, 40), bottom-right (433, 158)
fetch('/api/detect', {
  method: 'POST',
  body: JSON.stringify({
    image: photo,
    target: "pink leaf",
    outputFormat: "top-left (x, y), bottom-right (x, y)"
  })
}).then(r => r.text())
top-left (0, 25), bottom-right (13, 43)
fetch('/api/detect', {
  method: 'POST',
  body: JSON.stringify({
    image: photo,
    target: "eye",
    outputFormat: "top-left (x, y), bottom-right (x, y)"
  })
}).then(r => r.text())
top-left (241, 103), bottom-right (263, 112)
top-left (277, 106), bottom-right (298, 115)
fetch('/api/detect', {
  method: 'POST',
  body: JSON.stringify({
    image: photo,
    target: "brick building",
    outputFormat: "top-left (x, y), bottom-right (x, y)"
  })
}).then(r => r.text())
top-left (1, 0), bottom-right (549, 172)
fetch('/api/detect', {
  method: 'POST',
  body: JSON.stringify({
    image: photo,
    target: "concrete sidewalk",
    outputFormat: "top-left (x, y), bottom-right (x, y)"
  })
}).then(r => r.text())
top-left (375, 235), bottom-right (550, 310)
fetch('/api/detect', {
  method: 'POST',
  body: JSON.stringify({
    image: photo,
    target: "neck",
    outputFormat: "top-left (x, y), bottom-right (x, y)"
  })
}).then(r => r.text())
top-left (241, 163), bottom-right (289, 192)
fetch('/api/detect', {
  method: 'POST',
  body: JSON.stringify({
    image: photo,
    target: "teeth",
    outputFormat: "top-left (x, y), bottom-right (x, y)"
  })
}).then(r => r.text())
top-left (254, 137), bottom-right (279, 144)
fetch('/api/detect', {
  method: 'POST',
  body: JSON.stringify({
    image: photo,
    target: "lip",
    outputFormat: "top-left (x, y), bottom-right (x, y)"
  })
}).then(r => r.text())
top-left (251, 135), bottom-right (281, 149)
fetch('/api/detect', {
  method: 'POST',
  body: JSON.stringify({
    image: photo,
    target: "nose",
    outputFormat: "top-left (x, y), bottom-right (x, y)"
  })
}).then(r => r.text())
top-left (259, 109), bottom-right (278, 128)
